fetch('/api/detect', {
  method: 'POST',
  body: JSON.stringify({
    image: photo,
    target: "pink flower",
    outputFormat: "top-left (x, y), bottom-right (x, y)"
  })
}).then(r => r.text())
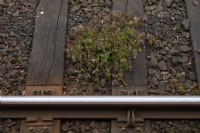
top-left (140, 39), bottom-right (145, 44)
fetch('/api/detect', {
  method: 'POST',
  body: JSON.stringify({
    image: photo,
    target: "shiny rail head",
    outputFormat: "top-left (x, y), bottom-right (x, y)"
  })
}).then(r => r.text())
top-left (1, 96), bottom-right (200, 107)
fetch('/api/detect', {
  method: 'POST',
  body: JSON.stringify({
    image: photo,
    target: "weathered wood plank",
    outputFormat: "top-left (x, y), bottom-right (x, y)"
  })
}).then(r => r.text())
top-left (26, 0), bottom-right (68, 85)
top-left (112, 0), bottom-right (133, 85)
top-left (127, 0), bottom-right (147, 86)
top-left (112, 0), bottom-right (127, 13)
top-left (185, 0), bottom-right (200, 88)
top-left (127, 0), bottom-right (143, 18)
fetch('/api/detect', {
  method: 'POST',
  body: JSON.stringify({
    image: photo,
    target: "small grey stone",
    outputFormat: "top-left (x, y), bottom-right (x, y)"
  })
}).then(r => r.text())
top-left (165, 127), bottom-right (170, 132)
top-left (85, 126), bottom-right (90, 131)
top-left (172, 39), bottom-right (179, 45)
top-left (70, 5), bottom-right (81, 13)
top-left (66, 66), bottom-right (78, 76)
top-left (20, 70), bottom-right (27, 76)
top-left (80, 124), bottom-right (86, 132)
top-left (150, 82), bottom-right (156, 88)
top-left (149, 57), bottom-right (158, 68)
top-left (10, 70), bottom-right (18, 77)
top-left (189, 121), bottom-right (196, 127)
top-left (155, 53), bottom-right (162, 61)
top-left (99, 0), bottom-right (105, 6)
top-left (151, 77), bottom-right (159, 86)
top-left (183, 19), bottom-right (190, 31)
top-left (0, 65), bottom-right (7, 73)
top-left (158, 82), bottom-right (165, 91)
top-left (182, 126), bottom-right (191, 133)
top-left (172, 56), bottom-right (181, 64)
top-left (171, 68), bottom-right (177, 76)
top-left (159, 50), bottom-right (167, 55)
top-left (93, 0), bottom-right (99, 4)
top-left (165, 0), bottom-right (171, 7)
top-left (148, 89), bottom-right (161, 94)
top-left (181, 46), bottom-right (191, 52)
top-left (2, 79), bottom-right (12, 88)
top-left (180, 56), bottom-right (189, 64)
top-left (148, 69), bottom-right (156, 75)
top-left (6, 61), bottom-right (13, 69)
top-left (191, 127), bottom-right (199, 132)
top-left (92, 128), bottom-right (99, 133)
top-left (12, 11), bottom-right (19, 17)
top-left (188, 71), bottom-right (196, 80)
top-left (101, 122), bottom-right (107, 128)
top-left (10, 31), bottom-right (14, 36)
top-left (193, 0), bottom-right (199, 6)
top-left (160, 122), bottom-right (167, 128)
top-left (151, 130), bottom-right (158, 133)
top-left (165, 85), bottom-right (171, 91)
top-left (0, 0), bottom-right (4, 5)
top-left (147, 0), bottom-right (152, 4)
top-left (18, 76), bottom-right (24, 81)
top-left (157, 5), bottom-right (164, 11)
top-left (169, 47), bottom-right (179, 55)
top-left (104, 0), bottom-right (112, 6)
top-left (179, 74), bottom-right (186, 83)
top-left (163, 74), bottom-right (171, 80)
top-left (185, 33), bottom-right (190, 39)
top-left (158, 61), bottom-right (167, 71)
top-left (90, 121), bottom-right (95, 128)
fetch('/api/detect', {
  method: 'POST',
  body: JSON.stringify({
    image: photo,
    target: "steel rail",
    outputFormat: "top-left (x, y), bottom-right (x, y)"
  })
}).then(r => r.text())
top-left (1, 96), bottom-right (200, 120)
top-left (1, 96), bottom-right (200, 107)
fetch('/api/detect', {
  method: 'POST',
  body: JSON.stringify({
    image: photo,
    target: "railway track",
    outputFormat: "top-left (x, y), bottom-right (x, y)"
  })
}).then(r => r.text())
top-left (1, 96), bottom-right (200, 132)
top-left (1, 0), bottom-right (200, 132)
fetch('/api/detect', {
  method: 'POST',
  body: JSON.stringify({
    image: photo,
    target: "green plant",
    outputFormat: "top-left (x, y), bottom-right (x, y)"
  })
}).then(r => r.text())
top-left (170, 79), bottom-right (185, 95)
top-left (69, 11), bottom-right (155, 87)
top-left (170, 79), bottom-right (199, 95)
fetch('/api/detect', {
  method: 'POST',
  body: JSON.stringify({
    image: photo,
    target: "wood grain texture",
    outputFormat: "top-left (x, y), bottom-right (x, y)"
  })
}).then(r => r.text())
top-left (112, 0), bottom-right (127, 13)
top-left (112, 0), bottom-right (133, 85)
top-left (26, 0), bottom-right (68, 85)
top-left (185, 0), bottom-right (200, 88)
top-left (127, 0), bottom-right (147, 86)
top-left (112, 0), bottom-right (147, 87)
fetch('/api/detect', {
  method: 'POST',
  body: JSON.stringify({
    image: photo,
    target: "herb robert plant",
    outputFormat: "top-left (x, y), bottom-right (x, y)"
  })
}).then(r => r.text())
top-left (69, 11), bottom-right (155, 87)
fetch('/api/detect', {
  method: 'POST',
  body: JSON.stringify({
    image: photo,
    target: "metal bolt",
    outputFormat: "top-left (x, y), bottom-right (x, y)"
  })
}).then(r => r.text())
top-left (136, 127), bottom-right (143, 133)
top-left (43, 126), bottom-right (49, 133)
top-left (28, 126), bottom-right (35, 133)
top-left (47, 90), bottom-right (53, 95)
top-left (120, 126), bottom-right (126, 131)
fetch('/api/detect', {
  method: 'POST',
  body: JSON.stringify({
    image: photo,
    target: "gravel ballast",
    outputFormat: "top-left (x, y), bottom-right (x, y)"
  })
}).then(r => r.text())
top-left (0, 0), bottom-right (39, 95)
top-left (0, 119), bottom-right (20, 133)
top-left (145, 0), bottom-right (199, 95)
top-left (151, 120), bottom-right (200, 133)
top-left (60, 120), bottom-right (111, 133)
top-left (144, 0), bottom-right (200, 132)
